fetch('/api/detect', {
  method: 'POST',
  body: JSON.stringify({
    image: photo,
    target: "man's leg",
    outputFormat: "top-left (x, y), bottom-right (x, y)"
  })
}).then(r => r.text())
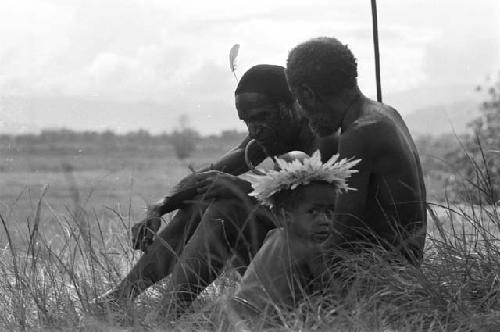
top-left (107, 200), bottom-right (210, 301)
top-left (166, 198), bottom-right (275, 312)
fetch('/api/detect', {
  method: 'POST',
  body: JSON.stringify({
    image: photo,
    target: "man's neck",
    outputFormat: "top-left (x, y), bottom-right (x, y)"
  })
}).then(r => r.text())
top-left (339, 88), bottom-right (364, 133)
top-left (294, 118), bottom-right (317, 154)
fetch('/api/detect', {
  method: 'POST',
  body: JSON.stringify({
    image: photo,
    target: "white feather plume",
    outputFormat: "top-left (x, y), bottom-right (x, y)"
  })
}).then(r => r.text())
top-left (229, 44), bottom-right (240, 81)
top-left (247, 150), bottom-right (361, 207)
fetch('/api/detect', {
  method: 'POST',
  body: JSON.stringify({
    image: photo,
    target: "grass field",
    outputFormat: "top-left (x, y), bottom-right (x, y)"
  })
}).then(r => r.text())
top-left (1, 136), bottom-right (499, 331)
top-left (0, 137), bottom-right (231, 239)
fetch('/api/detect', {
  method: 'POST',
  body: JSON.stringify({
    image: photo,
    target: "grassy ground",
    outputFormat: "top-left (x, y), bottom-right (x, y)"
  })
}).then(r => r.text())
top-left (1, 139), bottom-right (499, 331)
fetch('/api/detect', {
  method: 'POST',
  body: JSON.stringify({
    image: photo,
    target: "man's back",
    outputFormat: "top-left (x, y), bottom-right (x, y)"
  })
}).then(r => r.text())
top-left (341, 98), bottom-right (427, 263)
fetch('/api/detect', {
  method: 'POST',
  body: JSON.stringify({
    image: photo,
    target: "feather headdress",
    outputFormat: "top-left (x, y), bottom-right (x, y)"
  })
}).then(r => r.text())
top-left (247, 150), bottom-right (361, 207)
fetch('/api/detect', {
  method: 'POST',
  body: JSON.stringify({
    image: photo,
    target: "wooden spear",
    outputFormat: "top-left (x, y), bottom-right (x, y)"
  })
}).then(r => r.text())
top-left (371, 0), bottom-right (382, 103)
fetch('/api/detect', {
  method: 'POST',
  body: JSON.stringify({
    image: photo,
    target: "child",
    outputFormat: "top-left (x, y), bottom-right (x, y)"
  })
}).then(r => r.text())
top-left (229, 151), bottom-right (360, 316)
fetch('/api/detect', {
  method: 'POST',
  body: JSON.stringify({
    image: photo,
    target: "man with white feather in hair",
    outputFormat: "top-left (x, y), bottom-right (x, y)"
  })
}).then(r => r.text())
top-left (98, 64), bottom-right (340, 315)
top-left (101, 34), bottom-right (427, 317)
top-left (229, 36), bottom-right (427, 318)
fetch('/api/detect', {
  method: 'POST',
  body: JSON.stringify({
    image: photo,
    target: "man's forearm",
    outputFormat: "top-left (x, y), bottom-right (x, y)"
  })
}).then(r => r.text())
top-left (149, 138), bottom-right (266, 217)
top-left (147, 197), bottom-right (169, 217)
top-left (198, 148), bottom-right (249, 175)
top-left (198, 139), bottom-right (267, 175)
top-left (148, 183), bottom-right (200, 217)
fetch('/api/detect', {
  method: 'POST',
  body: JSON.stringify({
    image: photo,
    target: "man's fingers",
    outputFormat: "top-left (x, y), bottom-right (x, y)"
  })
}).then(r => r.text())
top-left (197, 186), bottom-right (219, 199)
top-left (197, 179), bottom-right (223, 191)
top-left (131, 224), bottom-right (146, 248)
top-left (131, 223), bottom-right (145, 240)
top-left (131, 219), bottom-right (160, 251)
top-left (192, 171), bottom-right (219, 182)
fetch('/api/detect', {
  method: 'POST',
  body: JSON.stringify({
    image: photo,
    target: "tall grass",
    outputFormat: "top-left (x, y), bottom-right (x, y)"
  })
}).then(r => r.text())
top-left (0, 158), bottom-right (499, 331)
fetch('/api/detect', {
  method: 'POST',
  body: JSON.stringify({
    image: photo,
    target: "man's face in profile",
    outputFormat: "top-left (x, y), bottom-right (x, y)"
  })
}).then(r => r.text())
top-left (294, 90), bottom-right (342, 138)
top-left (235, 92), bottom-right (286, 155)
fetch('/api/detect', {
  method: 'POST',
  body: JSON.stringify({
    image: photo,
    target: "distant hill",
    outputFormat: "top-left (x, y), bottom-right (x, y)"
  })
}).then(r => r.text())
top-left (381, 83), bottom-right (482, 137)
top-left (403, 100), bottom-right (480, 137)
top-left (0, 83), bottom-right (484, 136)
top-left (383, 83), bottom-right (481, 113)
top-left (0, 96), bottom-right (242, 135)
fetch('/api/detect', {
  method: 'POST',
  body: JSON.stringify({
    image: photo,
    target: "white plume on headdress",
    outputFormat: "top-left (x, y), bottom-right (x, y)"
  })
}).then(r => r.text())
top-left (248, 150), bottom-right (361, 207)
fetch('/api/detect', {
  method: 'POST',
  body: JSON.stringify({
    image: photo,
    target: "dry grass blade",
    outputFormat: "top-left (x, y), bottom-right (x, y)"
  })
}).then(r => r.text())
top-left (27, 184), bottom-right (48, 263)
top-left (0, 212), bottom-right (27, 329)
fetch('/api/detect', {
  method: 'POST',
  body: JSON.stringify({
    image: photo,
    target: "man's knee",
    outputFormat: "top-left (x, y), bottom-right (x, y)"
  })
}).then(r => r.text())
top-left (200, 198), bottom-right (253, 236)
top-left (159, 201), bottom-right (207, 236)
top-left (206, 198), bottom-right (250, 220)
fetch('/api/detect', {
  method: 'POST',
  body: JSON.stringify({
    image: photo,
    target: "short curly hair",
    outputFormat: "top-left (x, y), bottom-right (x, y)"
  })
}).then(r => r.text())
top-left (235, 64), bottom-right (294, 107)
top-left (286, 37), bottom-right (358, 97)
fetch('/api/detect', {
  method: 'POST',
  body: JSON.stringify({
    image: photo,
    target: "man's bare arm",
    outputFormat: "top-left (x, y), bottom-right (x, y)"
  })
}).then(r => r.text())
top-left (150, 135), bottom-right (267, 216)
top-left (198, 135), bottom-right (267, 175)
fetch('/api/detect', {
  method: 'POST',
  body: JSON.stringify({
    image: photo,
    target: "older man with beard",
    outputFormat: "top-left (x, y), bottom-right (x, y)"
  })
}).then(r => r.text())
top-left (219, 38), bottom-right (428, 322)
top-left (286, 37), bottom-right (427, 265)
top-left (99, 64), bottom-right (339, 314)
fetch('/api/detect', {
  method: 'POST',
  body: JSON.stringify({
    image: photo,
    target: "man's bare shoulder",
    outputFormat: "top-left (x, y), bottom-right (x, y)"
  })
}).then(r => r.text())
top-left (357, 99), bottom-right (399, 126)
top-left (341, 100), bottom-right (402, 153)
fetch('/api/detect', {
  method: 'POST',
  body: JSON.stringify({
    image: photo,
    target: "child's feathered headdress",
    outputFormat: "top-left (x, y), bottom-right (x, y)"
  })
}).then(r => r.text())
top-left (247, 150), bottom-right (361, 207)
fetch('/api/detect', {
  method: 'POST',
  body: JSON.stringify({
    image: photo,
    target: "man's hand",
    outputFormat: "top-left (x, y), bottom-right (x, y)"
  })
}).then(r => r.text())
top-left (131, 216), bottom-right (162, 252)
top-left (152, 170), bottom-right (253, 215)
top-left (153, 172), bottom-right (212, 215)
top-left (195, 170), bottom-right (252, 200)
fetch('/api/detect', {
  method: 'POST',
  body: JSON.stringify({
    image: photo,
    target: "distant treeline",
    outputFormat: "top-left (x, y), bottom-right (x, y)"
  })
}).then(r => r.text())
top-left (0, 128), bottom-right (246, 156)
top-left (0, 128), bottom-right (245, 145)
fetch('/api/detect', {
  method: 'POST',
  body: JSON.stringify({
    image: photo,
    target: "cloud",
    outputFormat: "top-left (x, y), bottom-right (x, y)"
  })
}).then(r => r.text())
top-left (1, 0), bottom-right (499, 134)
top-left (0, 0), bottom-right (439, 101)
top-left (183, 62), bottom-right (235, 100)
top-left (420, 1), bottom-right (500, 86)
top-left (423, 28), bottom-right (500, 86)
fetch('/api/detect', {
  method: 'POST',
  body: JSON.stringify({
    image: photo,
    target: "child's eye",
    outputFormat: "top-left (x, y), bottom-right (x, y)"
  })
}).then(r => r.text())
top-left (307, 207), bottom-right (335, 217)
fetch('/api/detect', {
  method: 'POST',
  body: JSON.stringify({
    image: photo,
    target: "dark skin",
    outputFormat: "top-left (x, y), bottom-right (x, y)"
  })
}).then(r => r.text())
top-left (231, 183), bottom-right (338, 315)
top-left (278, 184), bottom-right (337, 243)
top-left (294, 85), bottom-right (427, 263)
top-left (133, 92), bottom-right (339, 251)
top-left (102, 70), bottom-right (343, 313)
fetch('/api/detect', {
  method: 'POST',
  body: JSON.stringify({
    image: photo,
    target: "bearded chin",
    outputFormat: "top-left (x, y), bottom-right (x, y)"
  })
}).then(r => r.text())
top-left (260, 139), bottom-right (287, 157)
top-left (252, 135), bottom-right (277, 156)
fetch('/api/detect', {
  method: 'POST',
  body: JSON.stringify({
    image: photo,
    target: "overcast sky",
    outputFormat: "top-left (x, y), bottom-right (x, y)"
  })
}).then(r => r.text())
top-left (0, 0), bottom-right (499, 134)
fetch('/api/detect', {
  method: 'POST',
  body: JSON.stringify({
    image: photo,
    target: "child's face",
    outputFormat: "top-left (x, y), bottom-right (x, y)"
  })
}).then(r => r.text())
top-left (285, 183), bottom-right (337, 242)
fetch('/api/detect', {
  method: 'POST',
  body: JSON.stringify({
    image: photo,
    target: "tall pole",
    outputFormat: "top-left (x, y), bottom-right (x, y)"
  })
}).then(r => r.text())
top-left (371, 0), bottom-right (382, 103)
